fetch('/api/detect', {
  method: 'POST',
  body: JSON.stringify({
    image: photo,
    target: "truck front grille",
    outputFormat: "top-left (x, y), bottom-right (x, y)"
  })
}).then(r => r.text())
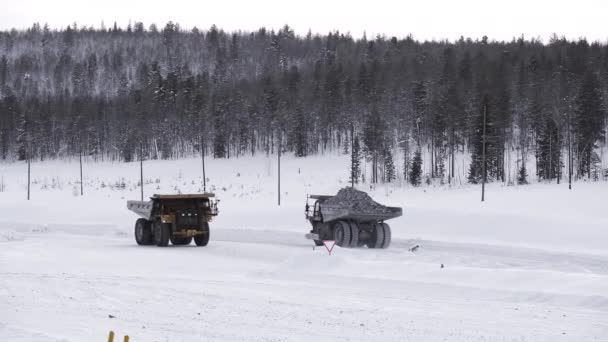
top-left (177, 212), bottom-right (199, 227)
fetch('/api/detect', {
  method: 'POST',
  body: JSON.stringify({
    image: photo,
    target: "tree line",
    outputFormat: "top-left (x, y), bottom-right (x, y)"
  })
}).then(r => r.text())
top-left (0, 22), bottom-right (606, 185)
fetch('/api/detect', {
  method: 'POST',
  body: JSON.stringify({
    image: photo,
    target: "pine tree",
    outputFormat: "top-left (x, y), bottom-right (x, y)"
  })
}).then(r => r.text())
top-left (63, 25), bottom-right (74, 48)
top-left (436, 152), bottom-right (446, 182)
top-left (383, 146), bottom-right (395, 183)
top-left (363, 108), bottom-right (385, 183)
top-left (87, 53), bottom-right (98, 91)
top-left (574, 71), bottom-right (605, 178)
top-left (0, 25), bottom-right (605, 169)
top-left (0, 55), bottom-right (7, 86)
top-left (409, 151), bottom-right (422, 186)
top-left (468, 95), bottom-right (499, 184)
top-left (212, 90), bottom-right (228, 158)
top-left (350, 136), bottom-right (362, 185)
top-left (412, 81), bottom-right (427, 145)
top-left (517, 164), bottom-right (528, 185)
top-left (0, 92), bottom-right (19, 160)
top-left (536, 117), bottom-right (561, 180)
top-left (292, 108), bottom-right (307, 157)
top-left (15, 111), bottom-right (28, 161)
top-left (402, 135), bottom-right (410, 183)
top-left (590, 151), bottom-right (602, 181)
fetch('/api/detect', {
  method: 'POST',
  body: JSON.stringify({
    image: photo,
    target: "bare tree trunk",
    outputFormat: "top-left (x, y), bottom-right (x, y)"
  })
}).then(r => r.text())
top-left (431, 134), bottom-right (435, 178)
top-left (79, 149), bottom-right (83, 196)
top-left (450, 127), bottom-right (455, 185)
top-left (548, 132), bottom-right (552, 180)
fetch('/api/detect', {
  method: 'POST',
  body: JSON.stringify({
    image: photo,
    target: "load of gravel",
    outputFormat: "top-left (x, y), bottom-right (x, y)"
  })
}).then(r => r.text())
top-left (323, 187), bottom-right (393, 214)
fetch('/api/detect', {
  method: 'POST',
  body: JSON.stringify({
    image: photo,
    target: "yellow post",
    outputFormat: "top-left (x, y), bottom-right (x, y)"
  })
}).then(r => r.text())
top-left (124, 336), bottom-right (129, 342)
top-left (108, 331), bottom-right (115, 342)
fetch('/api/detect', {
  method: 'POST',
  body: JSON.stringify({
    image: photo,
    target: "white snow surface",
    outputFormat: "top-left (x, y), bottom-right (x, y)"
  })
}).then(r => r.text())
top-left (0, 154), bottom-right (607, 341)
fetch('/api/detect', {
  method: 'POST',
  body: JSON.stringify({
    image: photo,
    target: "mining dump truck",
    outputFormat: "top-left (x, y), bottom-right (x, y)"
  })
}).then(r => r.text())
top-left (305, 188), bottom-right (402, 249)
top-left (127, 194), bottom-right (219, 247)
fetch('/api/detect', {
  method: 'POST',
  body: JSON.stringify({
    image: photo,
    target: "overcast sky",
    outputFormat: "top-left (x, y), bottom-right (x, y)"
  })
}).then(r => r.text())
top-left (1, 0), bottom-right (607, 42)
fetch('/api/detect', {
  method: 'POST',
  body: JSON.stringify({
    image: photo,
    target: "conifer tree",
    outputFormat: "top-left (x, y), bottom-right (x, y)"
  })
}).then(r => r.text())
top-left (363, 108), bottom-right (385, 183)
top-left (536, 118), bottom-right (561, 180)
top-left (409, 151), bottom-right (422, 186)
top-left (574, 71), bottom-right (605, 177)
top-left (412, 81), bottom-right (427, 145)
top-left (383, 146), bottom-right (395, 183)
top-left (402, 136), bottom-right (410, 183)
top-left (0, 55), bottom-right (7, 86)
top-left (15, 112), bottom-right (28, 161)
top-left (350, 136), bottom-right (362, 185)
top-left (0, 24), bottom-right (604, 174)
top-left (212, 90), bottom-right (228, 158)
top-left (517, 164), bottom-right (528, 185)
top-left (468, 95), bottom-right (499, 183)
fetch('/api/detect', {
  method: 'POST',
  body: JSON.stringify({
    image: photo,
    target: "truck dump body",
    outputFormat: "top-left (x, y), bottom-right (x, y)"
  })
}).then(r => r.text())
top-left (317, 203), bottom-right (402, 223)
top-left (127, 201), bottom-right (153, 219)
top-left (312, 187), bottom-right (402, 223)
top-left (127, 193), bottom-right (216, 220)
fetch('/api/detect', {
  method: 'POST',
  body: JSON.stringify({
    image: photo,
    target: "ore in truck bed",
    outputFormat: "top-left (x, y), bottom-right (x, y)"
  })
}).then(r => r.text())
top-left (323, 188), bottom-right (394, 214)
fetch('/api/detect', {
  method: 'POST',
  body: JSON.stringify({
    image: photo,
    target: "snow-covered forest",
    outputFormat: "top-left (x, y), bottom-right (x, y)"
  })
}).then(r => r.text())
top-left (0, 22), bottom-right (607, 185)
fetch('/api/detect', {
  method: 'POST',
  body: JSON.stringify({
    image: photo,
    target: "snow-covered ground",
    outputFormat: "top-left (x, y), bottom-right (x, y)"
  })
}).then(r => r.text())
top-left (1, 154), bottom-right (607, 341)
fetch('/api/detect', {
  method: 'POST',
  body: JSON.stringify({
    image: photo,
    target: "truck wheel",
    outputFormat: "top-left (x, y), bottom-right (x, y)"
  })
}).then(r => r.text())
top-left (380, 223), bottom-right (392, 248)
top-left (134, 219), bottom-right (153, 245)
top-left (369, 223), bottom-right (391, 249)
top-left (313, 240), bottom-right (324, 246)
top-left (194, 222), bottom-right (210, 246)
top-left (333, 221), bottom-right (352, 247)
top-left (170, 236), bottom-right (192, 245)
top-left (153, 220), bottom-right (170, 247)
top-left (369, 223), bottom-right (384, 249)
top-left (348, 221), bottom-right (360, 248)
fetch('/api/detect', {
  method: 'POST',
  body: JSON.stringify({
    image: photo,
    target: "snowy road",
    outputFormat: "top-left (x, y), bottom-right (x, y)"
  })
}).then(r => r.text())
top-left (1, 156), bottom-right (608, 341)
top-left (1, 224), bottom-right (607, 342)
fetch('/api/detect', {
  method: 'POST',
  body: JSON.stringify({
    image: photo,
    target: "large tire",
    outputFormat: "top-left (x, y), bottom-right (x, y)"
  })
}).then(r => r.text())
top-left (170, 236), bottom-right (192, 245)
top-left (368, 222), bottom-right (382, 249)
top-left (333, 220), bottom-right (352, 247)
top-left (194, 222), bottom-right (210, 246)
top-left (153, 220), bottom-right (170, 247)
top-left (380, 223), bottom-right (392, 249)
top-left (134, 219), bottom-right (153, 245)
top-left (348, 221), bottom-right (360, 248)
top-left (369, 223), bottom-right (391, 249)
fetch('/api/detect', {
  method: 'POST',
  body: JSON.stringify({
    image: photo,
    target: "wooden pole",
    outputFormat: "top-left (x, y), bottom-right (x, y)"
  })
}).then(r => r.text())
top-left (482, 102), bottom-right (487, 202)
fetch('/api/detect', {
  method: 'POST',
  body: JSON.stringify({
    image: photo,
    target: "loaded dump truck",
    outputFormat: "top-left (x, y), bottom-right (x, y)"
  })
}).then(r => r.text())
top-left (127, 194), bottom-right (219, 247)
top-left (305, 188), bottom-right (402, 249)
